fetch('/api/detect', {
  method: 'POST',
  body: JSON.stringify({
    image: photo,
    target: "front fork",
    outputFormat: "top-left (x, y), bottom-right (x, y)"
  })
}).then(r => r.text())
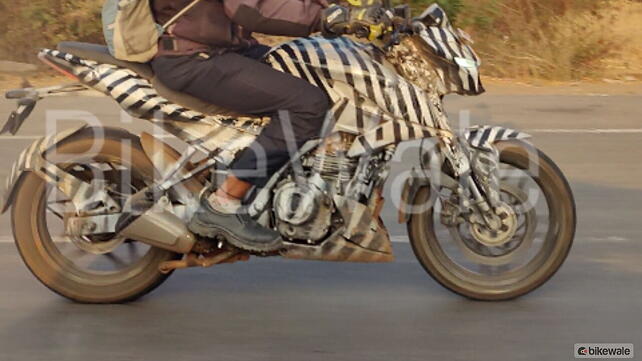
top-left (428, 135), bottom-right (503, 231)
top-left (415, 87), bottom-right (505, 230)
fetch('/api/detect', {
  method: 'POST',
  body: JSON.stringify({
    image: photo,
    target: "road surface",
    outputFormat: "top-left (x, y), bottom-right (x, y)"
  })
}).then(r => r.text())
top-left (0, 93), bottom-right (640, 361)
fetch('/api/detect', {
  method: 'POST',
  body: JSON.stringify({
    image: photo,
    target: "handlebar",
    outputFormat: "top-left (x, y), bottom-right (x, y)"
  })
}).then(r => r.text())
top-left (381, 16), bottom-right (417, 50)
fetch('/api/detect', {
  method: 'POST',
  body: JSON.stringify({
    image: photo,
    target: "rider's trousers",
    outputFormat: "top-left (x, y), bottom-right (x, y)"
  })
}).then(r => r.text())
top-left (151, 45), bottom-right (330, 186)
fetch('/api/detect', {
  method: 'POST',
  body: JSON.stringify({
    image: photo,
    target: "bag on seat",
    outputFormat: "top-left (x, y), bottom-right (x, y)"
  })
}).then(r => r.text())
top-left (102, 0), bottom-right (202, 63)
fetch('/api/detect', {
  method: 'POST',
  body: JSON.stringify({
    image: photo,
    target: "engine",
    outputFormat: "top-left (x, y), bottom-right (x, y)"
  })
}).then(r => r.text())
top-left (272, 133), bottom-right (359, 243)
top-left (273, 174), bottom-right (333, 243)
top-left (310, 132), bottom-right (359, 191)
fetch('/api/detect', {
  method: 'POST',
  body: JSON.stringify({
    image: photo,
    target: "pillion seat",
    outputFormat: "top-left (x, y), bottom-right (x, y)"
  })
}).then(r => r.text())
top-left (57, 42), bottom-right (244, 117)
top-left (58, 42), bottom-right (154, 79)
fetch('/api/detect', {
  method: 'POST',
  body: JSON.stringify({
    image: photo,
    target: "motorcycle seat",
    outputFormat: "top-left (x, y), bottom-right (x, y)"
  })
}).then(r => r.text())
top-left (150, 77), bottom-right (245, 118)
top-left (57, 42), bottom-right (246, 118)
top-left (57, 42), bottom-right (154, 80)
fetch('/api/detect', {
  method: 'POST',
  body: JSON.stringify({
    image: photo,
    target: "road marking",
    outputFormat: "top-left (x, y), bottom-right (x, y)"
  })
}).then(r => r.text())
top-left (585, 236), bottom-right (630, 243)
top-left (391, 236), bottom-right (409, 243)
top-left (526, 128), bottom-right (642, 134)
top-left (2, 129), bottom-right (641, 141)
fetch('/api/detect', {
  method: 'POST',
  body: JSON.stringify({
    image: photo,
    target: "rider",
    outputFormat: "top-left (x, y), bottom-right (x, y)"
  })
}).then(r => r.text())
top-left (151, 0), bottom-right (388, 252)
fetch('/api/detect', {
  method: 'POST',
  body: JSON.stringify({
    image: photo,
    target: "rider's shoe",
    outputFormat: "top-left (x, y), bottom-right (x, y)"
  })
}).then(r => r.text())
top-left (188, 196), bottom-right (282, 252)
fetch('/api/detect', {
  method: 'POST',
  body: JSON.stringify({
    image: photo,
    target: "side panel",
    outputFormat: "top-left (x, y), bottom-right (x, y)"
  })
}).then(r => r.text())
top-left (347, 120), bottom-right (453, 158)
top-left (40, 49), bottom-right (262, 165)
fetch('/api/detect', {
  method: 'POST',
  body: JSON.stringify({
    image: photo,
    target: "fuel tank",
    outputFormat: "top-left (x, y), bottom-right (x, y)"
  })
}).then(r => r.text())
top-left (266, 37), bottom-right (439, 134)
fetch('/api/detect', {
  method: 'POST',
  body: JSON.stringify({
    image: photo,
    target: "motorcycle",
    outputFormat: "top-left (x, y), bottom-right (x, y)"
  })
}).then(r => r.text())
top-left (0, 4), bottom-right (575, 303)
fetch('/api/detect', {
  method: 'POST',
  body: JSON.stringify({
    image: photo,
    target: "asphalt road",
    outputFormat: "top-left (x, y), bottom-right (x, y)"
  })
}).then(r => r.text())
top-left (0, 93), bottom-right (641, 361)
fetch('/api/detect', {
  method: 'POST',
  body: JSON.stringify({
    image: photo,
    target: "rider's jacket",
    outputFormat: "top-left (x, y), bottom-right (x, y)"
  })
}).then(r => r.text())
top-left (152, 0), bottom-right (324, 55)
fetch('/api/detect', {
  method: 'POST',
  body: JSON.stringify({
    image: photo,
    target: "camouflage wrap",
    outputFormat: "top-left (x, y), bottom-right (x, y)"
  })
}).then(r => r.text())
top-left (40, 48), bottom-right (265, 165)
top-left (2, 127), bottom-right (84, 212)
top-left (464, 125), bottom-right (530, 151)
top-left (1, 126), bottom-right (120, 214)
top-left (396, 126), bottom-right (532, 223)
top-left (281, 195), bottom-right (394, 262)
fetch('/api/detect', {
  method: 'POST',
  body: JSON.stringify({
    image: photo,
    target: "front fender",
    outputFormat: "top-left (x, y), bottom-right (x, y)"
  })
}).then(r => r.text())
top-left (1, 126), bottom-right (88, 213)
top-left (464, 125), bottom-right (531, 151)
top-left (397, 126), bottom-right (531, 223)
top-left (398, 168), bottom-right (432, 224)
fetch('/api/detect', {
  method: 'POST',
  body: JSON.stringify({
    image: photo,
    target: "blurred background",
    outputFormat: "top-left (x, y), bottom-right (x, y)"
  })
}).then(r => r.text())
top-left (0, 2), bottom-right (640, 360)
top-left (1, 0), bottom-right (641, 83)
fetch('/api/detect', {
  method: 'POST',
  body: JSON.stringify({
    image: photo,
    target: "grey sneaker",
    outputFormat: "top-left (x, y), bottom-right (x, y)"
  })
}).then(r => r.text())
top-left (188, 198), bottom-right (282, 252)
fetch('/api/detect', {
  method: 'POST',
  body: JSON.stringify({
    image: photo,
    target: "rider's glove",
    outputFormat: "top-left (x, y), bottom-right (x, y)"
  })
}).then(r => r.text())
top-left (321, 4), bottom-right (393, 41)
top-left (321, 5), bottom-right (351, 37)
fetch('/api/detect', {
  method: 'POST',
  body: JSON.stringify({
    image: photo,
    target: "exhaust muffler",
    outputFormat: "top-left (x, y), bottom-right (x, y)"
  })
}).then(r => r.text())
top-left (119, 208), bottom-right (196, 254)
top-left (67, 206), bottom-right (197, 254)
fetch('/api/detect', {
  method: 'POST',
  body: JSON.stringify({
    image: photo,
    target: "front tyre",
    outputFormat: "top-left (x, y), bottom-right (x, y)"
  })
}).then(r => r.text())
top-left (408, 140), bottom-right (576, 301)
top-left (11, 128), bottom-right (181, 304)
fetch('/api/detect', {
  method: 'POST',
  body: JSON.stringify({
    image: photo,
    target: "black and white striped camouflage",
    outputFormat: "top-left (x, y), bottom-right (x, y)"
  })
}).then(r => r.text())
top-left (0, 4), bottom-right (547, 266)
top-left (415, 3), bottom-right (484, 96)
top-left (1, 126), bottom-right (120, 213)
top-left (42, 34), bottom-right (460, 159)
top-left (465, 126), bottom-right (530, 151)
top-left (282, 196), bottom-right (394, 262)
top-left (37, 4), bottom-right (486, 165)
top-left (266, 36), bottom-right (454, 156)
top-left (40, 49), bottom-right (262, 164)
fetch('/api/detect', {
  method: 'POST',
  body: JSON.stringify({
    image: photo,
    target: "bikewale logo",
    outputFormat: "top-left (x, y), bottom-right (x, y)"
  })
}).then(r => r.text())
top-left (575, 344), bottom-right (634, 359)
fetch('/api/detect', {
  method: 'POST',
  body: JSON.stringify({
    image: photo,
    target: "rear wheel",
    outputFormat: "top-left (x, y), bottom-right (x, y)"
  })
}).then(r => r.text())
top-left (408, 141), bottom-right (576, 301)
top-left (11, 129), bottom-right (181, 304)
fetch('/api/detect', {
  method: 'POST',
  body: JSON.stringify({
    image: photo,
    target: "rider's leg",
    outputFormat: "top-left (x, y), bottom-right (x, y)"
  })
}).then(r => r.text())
top-left (216, 174), bottom-right (252, 200)
top-left (151, 48), bottom-right (330, 251)
top-left (209, 174), bottom-right (252, 212)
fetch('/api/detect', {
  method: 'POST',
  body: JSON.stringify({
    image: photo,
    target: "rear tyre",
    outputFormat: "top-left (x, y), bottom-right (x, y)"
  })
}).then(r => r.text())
top-left (408, 140), bottom-right (576, 301)
top-left (11, 128), bottom-right (181, 304)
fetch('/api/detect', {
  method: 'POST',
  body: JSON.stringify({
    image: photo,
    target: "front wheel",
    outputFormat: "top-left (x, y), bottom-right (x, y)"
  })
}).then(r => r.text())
top-left (408, 140), bottom-right (576, 301)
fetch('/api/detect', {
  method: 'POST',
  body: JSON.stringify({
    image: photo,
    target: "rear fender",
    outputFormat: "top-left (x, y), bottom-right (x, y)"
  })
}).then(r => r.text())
top-left (1, 126), bottom-right (135, 213)
top-left (2, 126), bottom-right (85, 213)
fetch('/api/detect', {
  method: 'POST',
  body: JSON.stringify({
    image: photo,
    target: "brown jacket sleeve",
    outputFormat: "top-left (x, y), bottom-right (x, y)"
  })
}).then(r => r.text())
top-left (224, 0), bottom-right (325, 37)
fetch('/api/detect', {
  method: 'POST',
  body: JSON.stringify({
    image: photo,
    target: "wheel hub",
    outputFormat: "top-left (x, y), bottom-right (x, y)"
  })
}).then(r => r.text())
top-left (69, 233), bottom-right (126, 255)
top-left (64, 211), bottom-right (126, 255)
top-left (469, 203), bottom-right (518, 247)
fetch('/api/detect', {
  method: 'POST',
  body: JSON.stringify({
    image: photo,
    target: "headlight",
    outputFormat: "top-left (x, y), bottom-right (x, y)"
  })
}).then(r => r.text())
top-left (454, 57), bottom-right (478, 69)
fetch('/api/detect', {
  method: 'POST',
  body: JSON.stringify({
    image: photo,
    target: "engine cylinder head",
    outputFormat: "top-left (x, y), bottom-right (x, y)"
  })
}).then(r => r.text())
top-left (311, 132), bottom-right (359, 186)
top-left (312, 153), bottom-right (358, 184)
